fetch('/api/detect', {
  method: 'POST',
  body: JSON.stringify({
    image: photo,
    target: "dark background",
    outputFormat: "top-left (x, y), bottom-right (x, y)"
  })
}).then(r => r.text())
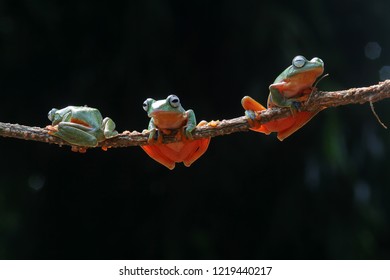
top-left (1, 0), bottom-right (390, 259)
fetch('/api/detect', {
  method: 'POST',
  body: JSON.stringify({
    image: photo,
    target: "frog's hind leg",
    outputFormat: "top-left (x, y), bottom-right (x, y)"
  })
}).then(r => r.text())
top-left (241, 96), bottom-right (271, 135)
top-left (54, 122), bottom-right (98, 147)
top-left (182, 138), bottom-right (210, 167)
top-left (241, 96), bottom-right (267, 111)
top-left (102, 117), bottom-right (119, 138)
top-left (182, 121), bottom-right (210, 167)
top-left (276, 111), bottom-right (320, 141)
top-left (141, 145), bottom-right (176, 170)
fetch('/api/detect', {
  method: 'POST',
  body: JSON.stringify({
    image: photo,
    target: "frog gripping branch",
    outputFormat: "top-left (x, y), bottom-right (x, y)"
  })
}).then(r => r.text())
top-left (140, 95), bottom-right (211, 170)
top-left (1, 56), bottom-right (389, 166)
top-left (46, 106), bottom-right (119, 153)
top-left (242, 55), bottom-right (325, 141)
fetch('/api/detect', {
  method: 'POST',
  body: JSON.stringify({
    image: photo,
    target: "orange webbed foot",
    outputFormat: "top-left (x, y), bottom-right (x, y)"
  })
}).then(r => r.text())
top-left (141, 144), bottom-right (176, 170)
top-left (182, 121), bottom-right (211, 167)
top-left (241, 96), bottom-right (271, 135)
top-left (273, 111), bottom-right (320, 141)
top-left (241, 96), bottom-right (267, 112)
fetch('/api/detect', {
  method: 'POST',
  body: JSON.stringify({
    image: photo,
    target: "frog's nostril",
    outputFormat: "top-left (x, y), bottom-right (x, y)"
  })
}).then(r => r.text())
top-left (311, 57), bottom-right (324, 65)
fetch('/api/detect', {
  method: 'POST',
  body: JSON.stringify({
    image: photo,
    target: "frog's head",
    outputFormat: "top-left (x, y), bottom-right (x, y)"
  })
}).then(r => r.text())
top-left (48, 108), bottom-right (62, 124)
top-left (143, 95), bottom-right (185, 117)
top-left (285, 55), bottom-right (324, 79)
top-left (143, 95), bottom-right (187, 129)
top-left (48, 108), bottom-right (57, 121)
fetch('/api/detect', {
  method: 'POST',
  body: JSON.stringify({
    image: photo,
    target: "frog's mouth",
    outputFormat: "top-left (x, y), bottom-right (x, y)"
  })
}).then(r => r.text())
top-left (151, 111), bottom-right (187, 129)
top-left (297, 68), bottom-right (324, 83)
top-left (306, 66), bottom-right (324, 76)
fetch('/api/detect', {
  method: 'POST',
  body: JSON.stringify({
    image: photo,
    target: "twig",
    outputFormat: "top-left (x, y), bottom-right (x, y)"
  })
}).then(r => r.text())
top-left (369, 101), bottom-right (388, 129)
top-left (1, 80), bottom-right (390, 149)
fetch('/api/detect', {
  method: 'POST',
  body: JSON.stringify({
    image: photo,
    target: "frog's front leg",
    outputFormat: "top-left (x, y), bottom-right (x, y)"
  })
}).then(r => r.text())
top-left (54, 122), bottom-right (99, 147)
top-left (102, 117), bottom-right (119, 138)
top-left (269, 84), bottom-right (301, 112)
top-left (184, 109), bottom-right (197, 140)
top-left (146, 118), bottom-right (163, 143)
top-left (182, 121), bottom-right (211, 167)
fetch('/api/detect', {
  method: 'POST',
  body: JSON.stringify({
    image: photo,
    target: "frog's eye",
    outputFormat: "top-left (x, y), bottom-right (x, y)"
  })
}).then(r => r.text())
top-left (143, 98), bottom-right (153, 111)
top-left (168, 95), bottom-right (180, 108)
top-left (142, 101), bottom-right (148, 111)
top-left (292, 55), bottom-right (306, 68)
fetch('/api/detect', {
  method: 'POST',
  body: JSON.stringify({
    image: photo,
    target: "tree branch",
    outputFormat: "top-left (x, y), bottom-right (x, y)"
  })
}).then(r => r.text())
top-left (1, 80), bottom-right (390, 149)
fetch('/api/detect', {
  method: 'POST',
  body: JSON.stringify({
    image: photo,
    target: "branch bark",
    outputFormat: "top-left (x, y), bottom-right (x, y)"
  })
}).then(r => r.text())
top-left (1, 80), bottom-right (390, 149)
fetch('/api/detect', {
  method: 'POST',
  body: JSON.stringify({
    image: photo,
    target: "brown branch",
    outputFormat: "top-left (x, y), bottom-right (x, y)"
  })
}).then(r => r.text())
top-left (1, 80), bottom-right (390, 149)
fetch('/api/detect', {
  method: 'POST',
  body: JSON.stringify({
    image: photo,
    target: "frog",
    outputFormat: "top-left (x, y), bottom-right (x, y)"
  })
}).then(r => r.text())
top-left (141, 94), bottom-right (210, 170)
top-left (47, 105), bottom-right (118, 151)
top-left (241, 55), bottom-right (324, 141)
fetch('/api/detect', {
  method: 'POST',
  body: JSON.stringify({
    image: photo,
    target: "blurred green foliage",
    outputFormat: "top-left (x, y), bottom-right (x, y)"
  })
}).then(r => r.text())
top-left (1, 0), bottom-right (390, 259)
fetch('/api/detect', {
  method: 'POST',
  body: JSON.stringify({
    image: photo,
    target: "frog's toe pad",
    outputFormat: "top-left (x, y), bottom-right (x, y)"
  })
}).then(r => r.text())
top-left (46, 125), bottom-right (58, 133)
top-left (207, 120), bottom-right (220, 127)
top-left (101, 146), bottom-right (111, 151)
top-left (245, 110), bottom-right (256, 120)
top-left (71, 146), bottom-right (87, 153)
top-left (197, 120), bottom-right (209, 127)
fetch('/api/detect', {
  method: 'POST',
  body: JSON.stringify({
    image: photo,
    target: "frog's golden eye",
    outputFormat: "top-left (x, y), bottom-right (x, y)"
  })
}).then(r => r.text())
top-left (143, 98), bottom-right (154, 111)
top-left (292, 55), bottom-right (306, 68)
top-left (168, 95), bottom-right (180, 108)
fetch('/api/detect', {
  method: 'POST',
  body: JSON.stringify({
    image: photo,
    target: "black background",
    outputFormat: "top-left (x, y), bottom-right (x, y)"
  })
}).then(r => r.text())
top-left (1, 0), bottom-right (390, 259)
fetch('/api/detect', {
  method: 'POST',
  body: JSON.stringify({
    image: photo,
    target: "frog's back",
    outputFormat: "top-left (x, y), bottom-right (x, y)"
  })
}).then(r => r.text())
top-left (70, 106), bottom-right (103, 128)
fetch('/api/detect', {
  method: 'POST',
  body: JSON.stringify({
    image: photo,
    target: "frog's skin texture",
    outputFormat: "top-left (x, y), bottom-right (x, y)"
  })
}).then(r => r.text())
top-left (242, 55), bottom-right (324, 141)
top-left (141, 95), bottom-right (210, 170)
top-left (47, 106), bottom-right (118, 150)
